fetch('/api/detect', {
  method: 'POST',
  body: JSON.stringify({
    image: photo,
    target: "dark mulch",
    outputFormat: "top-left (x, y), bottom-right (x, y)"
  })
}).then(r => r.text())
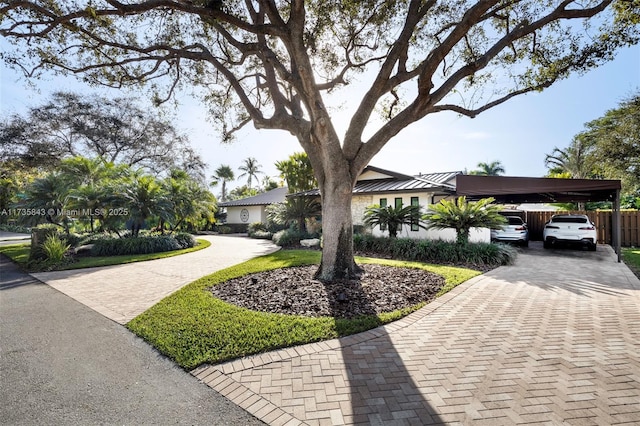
top-left (211, 264), bottom-right (445, 318)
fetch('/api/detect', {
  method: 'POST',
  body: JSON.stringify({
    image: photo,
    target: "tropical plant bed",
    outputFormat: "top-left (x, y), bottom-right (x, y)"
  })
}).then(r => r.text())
top-left (127, 250), bottom-right (481, 369)
top-left (0, 238), bottom-right (210, 272)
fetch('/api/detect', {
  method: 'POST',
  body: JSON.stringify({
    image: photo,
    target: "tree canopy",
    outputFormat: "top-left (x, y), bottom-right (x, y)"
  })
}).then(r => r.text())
top-left (2, 0), bottom-right (637, 279)
top-left (0, 92), bottom-right (206, 178)
top-left (470, 160), bottom-right (506, 176)
top-left (545, 91), bottom-right (640, 204)
top-left (275, 152), bottom-right (317, 193)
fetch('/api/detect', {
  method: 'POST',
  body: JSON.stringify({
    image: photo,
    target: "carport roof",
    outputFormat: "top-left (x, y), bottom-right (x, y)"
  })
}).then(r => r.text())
top-left (455, 175), bottom-right (621, 204)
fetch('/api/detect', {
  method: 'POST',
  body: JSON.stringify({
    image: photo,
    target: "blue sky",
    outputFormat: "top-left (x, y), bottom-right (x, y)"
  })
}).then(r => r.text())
top-left (1, 43), bottom-right (638, 190)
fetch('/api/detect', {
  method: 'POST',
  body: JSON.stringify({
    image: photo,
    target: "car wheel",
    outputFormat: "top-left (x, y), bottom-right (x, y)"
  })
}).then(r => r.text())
top-left (588, 243), bottom-right (597, 252)
top-left (543, 240), bottom-right (551, 249)
top-left (522, 240), bottom-right (529, 248)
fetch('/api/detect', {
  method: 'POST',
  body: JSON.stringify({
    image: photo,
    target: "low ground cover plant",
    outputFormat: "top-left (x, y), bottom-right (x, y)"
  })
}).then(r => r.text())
top-left (126, 250), bottom-right (480, 369)
top-left (353, 234), bottom-right (517, 267)
top-left (90, 232), bottom-right (196, 256)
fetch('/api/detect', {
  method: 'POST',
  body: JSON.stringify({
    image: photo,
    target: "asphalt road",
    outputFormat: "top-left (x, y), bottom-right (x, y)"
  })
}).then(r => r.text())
top-left (0, 254), bottom-right (263, 425)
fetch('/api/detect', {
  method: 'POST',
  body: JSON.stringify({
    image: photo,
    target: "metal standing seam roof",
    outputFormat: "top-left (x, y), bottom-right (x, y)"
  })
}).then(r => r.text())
top-left (218, 186), bottom-right (288, 207)
top-left (294, 171), bottom-right (461, 197)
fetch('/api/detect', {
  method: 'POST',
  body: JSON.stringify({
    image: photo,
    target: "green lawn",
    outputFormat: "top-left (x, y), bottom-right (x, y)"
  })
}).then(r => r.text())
top-left (0, 238), bottom-right (211, 271)
top-left (623, 247), bottom-right (640, 278)
top-left (127, 250), bottom-right (481, 370)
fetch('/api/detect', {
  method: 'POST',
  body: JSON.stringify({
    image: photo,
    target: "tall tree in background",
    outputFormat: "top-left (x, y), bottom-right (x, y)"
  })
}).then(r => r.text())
top-left (1, 1), bottom-right (637, 280)
top-left (210, 165), bottom-right (236, 202)
top-left (238, 157), bottom-right (264, 190)
top-left (470, 161), bottom-right (506, 176)
top-left (276, 152), bottom-right (318, 193)
top-left (583, 92), bottom-right (640, 195)
top-left (545, 135), bottom-right (597, 180)
top-left (0, 92), bottom-right (206, 178)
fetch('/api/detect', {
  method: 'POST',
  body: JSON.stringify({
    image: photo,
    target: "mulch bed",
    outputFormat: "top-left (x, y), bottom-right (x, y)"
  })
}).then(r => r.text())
top-left (210, 264), bottom-right (446, 318)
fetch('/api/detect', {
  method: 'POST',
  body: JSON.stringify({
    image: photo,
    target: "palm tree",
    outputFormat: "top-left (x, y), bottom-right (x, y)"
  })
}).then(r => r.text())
top-left (120, 174), bottom-right (171, 237)
top-left (544, 135), bottom-right (595, 179)
top-left (423, 196), bottom-right (506, 245)
top-left (237, 157), bottom-right (264, 189)
top-left (18, 172), bottom-right (72, 232)
top-left (67, 184), bottom-right (106, 233)
top-left (363, 204), bottom-right (425, 238)
top-left (210, 165), bottom-right (235, 202)
top-left (266, 197), bottom-right (321, 233)
top-left (470, 160), bottom-right (505, 176)
top-left (165, 169), bottom-right (217, 232)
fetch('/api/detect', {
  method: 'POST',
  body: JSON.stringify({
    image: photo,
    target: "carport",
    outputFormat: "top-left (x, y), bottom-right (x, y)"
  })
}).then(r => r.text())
top-left (455, 175), bottom-right (623, 262)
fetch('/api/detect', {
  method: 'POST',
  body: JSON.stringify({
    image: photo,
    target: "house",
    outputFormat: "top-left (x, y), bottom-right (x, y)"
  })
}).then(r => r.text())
top-left (220, 166), bottom-right (491, 242)
top-left (296, 166), bottom-right (489, 243)
top-left (218, 186), bottom-right (288, 230)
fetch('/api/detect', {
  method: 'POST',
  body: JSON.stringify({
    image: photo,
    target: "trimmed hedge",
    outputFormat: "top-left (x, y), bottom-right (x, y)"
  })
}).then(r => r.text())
top-left (353, 234), bottom-right (517, 266)
top-left (91, 235), bottom-right (183, 256)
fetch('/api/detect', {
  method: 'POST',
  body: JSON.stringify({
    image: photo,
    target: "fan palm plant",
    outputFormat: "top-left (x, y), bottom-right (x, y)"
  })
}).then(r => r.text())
top-left (423, 197), bottom-right (506, 245)
top-left (266, 197), bottom-right (321, 233)
top-left (363, 204), bottom-right (424, 238)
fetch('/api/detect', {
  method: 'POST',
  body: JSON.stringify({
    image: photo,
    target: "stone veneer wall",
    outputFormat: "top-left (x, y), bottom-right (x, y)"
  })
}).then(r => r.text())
top-left (351, 195), bottom-right (374, 225)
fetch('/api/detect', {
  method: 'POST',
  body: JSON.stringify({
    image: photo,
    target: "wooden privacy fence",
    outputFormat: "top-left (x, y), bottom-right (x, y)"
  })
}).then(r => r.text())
top-left (523, 210), bottom-right (640, 247)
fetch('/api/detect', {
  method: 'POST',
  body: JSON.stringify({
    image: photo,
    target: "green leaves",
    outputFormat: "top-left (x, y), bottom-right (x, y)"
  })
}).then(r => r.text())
top-left (363, 204), bottom-right (425, 238)
top-left (423, 197), bottom-right (506, 245)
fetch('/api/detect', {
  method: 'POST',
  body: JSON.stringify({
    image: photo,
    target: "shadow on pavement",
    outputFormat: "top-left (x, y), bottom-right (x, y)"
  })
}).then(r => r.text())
top-left (324, 266), bottom-right (444, 424)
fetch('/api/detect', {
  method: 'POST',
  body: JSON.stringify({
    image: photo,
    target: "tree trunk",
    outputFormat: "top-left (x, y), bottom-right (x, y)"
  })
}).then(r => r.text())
top-left (315, 177), bottom-right (360, 281)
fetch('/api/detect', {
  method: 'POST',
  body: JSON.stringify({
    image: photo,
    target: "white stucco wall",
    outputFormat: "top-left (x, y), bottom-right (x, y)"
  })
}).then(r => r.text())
top-left (225, 205), bottom-right (266, 224)
top-left (357, 191), bottom-right (490, 243)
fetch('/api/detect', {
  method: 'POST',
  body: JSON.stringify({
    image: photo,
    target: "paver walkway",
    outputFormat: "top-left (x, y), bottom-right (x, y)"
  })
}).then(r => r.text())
top-left (32, 235), bottom-right (279, 324)
top-left (193, 243), bottom-right (640, 425)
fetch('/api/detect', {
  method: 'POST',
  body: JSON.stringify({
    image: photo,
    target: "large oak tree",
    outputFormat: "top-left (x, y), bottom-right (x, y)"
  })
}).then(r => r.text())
top-left (0, 91), bottom-right (206, 179)
top-left (1, 0), bottom-right (637, 280)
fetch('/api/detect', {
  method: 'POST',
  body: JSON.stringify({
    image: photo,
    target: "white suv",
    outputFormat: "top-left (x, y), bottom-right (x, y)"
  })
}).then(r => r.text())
top-left (543, 214), bottom-right (597, 251)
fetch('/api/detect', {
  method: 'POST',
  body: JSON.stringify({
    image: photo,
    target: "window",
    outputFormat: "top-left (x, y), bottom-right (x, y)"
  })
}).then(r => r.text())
top-left (379, 198), bottom-right (387, 231)
top-left (411, 197), bottom-right (419, 231)
top-left (395, 198), bottom-right (403, 232)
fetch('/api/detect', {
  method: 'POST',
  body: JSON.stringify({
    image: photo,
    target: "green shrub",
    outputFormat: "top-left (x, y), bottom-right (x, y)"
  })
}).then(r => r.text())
top-left (353, 235), bottom-right (516, 266)
top-left (91, 235), bottom-right (181, 256)
top-left (0, 224), bottom-right (31, 234)
top-left (78, 232), bottom-right (119, 245)
top-left (30, 224), bottom-right (63, 261)
top-left (41, 234), bottom-right (70, 263)
top-left (216, 225), bottom-right (232, 234)
top-left (174, 232), bottom-right (196, 249)
top-left (250, 230), bottom-right (273, 240)
top-left (248, 222), bottom-right (267, 234)
top-left (272, 229), bottom-right (307, 247)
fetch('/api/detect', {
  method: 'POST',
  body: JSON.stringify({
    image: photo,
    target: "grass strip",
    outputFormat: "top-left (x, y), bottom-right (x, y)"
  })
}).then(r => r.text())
top-left (0, 238), bottom-right (210, 271)
top-left (127, 250), bottom-right (480, 370)
top-left (622, 248), bottom-right (640, 279)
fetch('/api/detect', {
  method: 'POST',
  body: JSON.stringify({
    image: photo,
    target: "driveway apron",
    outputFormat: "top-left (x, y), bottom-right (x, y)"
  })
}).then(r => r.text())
top-left (193, 243), bottom-right (640, 425)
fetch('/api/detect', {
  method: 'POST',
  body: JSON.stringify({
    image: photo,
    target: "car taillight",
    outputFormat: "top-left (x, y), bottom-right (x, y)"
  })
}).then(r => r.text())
top-left (545, 225), bottom-right (559, 229)
top-left (515, 226), bottom-right (526, 231)
top-left (579, 226), bottom-right (595, 230)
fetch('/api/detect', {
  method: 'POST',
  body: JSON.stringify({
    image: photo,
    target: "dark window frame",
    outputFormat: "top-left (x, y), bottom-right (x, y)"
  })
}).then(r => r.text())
top-left (411, 196), bottom-right (419, 231)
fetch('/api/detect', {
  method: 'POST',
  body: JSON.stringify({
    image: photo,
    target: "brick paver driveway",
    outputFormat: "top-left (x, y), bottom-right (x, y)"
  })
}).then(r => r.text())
top-left (194, 243), bottom-right (640, 425)
top-left (32, 235), bottom-right (279, 324)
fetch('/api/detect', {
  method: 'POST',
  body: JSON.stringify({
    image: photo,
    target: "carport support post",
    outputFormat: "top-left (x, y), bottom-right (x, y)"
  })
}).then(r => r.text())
top-left (614, 189), bottom-right (621, 263)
